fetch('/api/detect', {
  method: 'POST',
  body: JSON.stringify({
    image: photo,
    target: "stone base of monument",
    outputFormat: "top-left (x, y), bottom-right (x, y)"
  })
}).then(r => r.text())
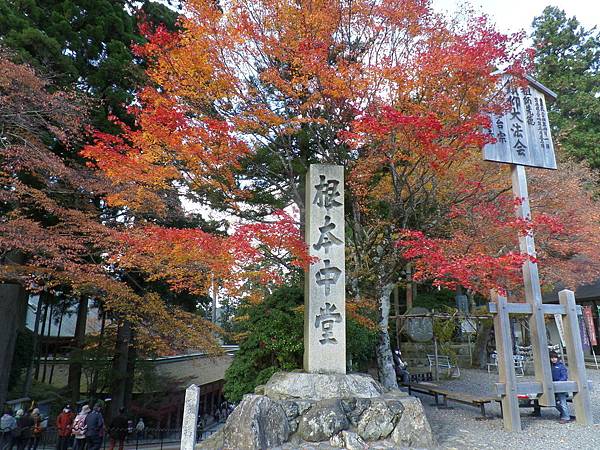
top-left (196, 372), bottom-right (433, 450)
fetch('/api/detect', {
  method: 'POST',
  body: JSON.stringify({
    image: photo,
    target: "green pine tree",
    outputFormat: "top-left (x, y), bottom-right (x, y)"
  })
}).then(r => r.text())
top-left (531, 6), bottom-right (600, 168)
top-left (223, 285), bottom-right (378, 402)
top-left (0, 0), bottom-right (177, 132)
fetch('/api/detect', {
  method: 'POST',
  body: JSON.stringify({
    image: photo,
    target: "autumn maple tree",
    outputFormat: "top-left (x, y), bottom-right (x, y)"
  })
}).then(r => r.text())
top-left (396, 158), bottom-right (600, 293)
top-left (83, 0), bottom-right (600, 389)
top-left (0, 49), bottom-right (232, 407)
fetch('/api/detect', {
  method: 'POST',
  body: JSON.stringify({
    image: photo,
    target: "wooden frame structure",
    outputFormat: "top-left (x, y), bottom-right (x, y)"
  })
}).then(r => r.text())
top-left (488, 157), bottom-right (593, 432)
top-left (490, 289), bottom-right (593, 431)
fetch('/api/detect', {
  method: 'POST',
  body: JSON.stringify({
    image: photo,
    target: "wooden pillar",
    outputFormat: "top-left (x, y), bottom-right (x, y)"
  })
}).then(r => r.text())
top-left (433, 334), bottom-right (439, 382)
top-left (492, 290), bottom-right (521, 431)
top-left (559, 289), bottom-right (593, 425)
top-left (511, 165), bottom-right (555, 406)
top-left (209, 390), bottom-right (216, 415)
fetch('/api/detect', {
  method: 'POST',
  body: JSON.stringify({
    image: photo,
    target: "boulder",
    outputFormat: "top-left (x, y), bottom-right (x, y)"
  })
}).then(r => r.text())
top-left (221, 394), bottom-right (290, 450)
top-left (264, 372), bottom-right (383, 401)
top-left (295, 400), bottom-right (313, 416)
top-left (298, 399), bottom-right (349, 442)
top-left (341, 431), bottom-right (368, 450)
top-left (389, 397), bottom-right (434, 448)
top-left (330, 430), bottom-right (368, 450)
top-left (196, 375), bottom-right (433, 450)
top-left (346, 398), bottom-right (370, 426)
top-left (289, 418), bottom-right (300, 434)
top-left (329, 433), bottom-right (345, 448)
top-left (278, 400), bottom-right (300, 419)
top-left (340, 397), bottom-right (357, 413)
top-left (195, 428), bottom-right (224, 450)
top-left (404, 307), bottom-right (433, 342)
top-left (356, 399), bottom-right (397, 441)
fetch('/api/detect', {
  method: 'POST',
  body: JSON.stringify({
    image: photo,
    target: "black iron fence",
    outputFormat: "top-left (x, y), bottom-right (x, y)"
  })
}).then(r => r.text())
top-left (7, 426), bottom-right (218, 450)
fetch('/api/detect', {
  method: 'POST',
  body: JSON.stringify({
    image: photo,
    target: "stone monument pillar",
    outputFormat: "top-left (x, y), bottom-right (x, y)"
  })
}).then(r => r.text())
top-left (181, 384), bottom-right (200, 450)
top-left (197, 164), bottom-right (434, 449)
top-left (304, 164), bottom-right (346, 374)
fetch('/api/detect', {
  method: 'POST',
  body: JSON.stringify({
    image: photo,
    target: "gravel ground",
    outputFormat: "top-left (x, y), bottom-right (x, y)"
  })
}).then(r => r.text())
top-left (411, 368), bottom-right (600, 450)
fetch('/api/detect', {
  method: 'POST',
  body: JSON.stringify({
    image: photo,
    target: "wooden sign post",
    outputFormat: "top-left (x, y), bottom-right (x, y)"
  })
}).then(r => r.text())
top-left (559, 290), bottom-right (593, 425)
top-left (511, 164), bottom-right (555, 408)
top-left (491, 291), bottom-right (520, 431)
top-left (484, 75), bottom-right (592, 430)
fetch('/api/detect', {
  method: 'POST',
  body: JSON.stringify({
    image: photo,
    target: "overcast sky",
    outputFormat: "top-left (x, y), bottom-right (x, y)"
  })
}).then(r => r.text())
top-left (432, 1), bottom-right (599, 36)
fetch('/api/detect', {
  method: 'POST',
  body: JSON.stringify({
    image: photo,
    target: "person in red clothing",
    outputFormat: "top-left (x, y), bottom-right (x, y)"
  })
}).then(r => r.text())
top-left (56, 406), bottom-right (75, 450)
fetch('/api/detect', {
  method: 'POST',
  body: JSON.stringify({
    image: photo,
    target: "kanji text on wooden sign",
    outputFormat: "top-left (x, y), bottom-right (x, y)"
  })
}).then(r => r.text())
top-left (484, 75), bottom-right (557, 170)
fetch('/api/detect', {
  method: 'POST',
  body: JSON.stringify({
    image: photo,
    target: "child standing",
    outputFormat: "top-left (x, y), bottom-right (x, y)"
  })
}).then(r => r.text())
top-left (550, 351), bottom-right (571, 423)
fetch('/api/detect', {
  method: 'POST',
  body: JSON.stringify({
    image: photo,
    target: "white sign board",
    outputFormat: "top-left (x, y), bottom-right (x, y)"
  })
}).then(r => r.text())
top-left (554, 314), bottom-right (566, 347)
top-left (304, 164), bottom-right (346, 374)
top-left (483, 75), bottom-right (557, 170)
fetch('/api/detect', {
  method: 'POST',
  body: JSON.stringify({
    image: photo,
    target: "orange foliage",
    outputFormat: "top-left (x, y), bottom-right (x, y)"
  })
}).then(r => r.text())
top-left (82, 1), bottom-right (599, 302)
top-left (0, 50), bottom-right (224, 355)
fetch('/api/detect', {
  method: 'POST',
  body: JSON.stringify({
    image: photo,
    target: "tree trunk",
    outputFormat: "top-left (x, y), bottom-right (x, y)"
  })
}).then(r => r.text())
top-left (48, 309), bottom-right (64, 385)
top-left (1, 251), bottom-right (27, 405)
top-left (68, 296), bottom-right (88, 404)
top-left (110, 320), bottom-right (132, 418)
top-left (41, 302), bottom-right (54, 383)
top-left (393, 284), bottom-right (400, 350)
top-left (376, 281), bottom-right (399, 390)
top-left (34, 299), bottom-right (49, 380)
top-left (0, 284), bottom-right (26, 406)
top-left (88, 310), bottom-right (106, 403)
top-left (124, 333), bottom-right (136, 411)
top-left (23, 293), bottom-right (44, 396)
top-left (474, 319), bottom-right (493, 368)
top-left (405, 264), bottom-right (413, 311)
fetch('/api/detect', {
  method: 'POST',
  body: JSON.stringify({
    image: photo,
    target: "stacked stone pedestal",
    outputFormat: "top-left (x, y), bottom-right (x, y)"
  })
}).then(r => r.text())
top-left (197, 372), bottom-right (433, 450)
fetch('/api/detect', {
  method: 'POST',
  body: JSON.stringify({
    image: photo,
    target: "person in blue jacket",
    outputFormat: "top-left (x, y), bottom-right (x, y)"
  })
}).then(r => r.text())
top-left (550, 351), bottom-right (570, 423)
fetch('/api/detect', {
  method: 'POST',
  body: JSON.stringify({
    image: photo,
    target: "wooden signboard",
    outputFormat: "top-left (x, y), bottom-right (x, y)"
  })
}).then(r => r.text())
top-left (486, 74), bottom-right (592, 431)
top-left (483, 75), bottom-right (557, 170)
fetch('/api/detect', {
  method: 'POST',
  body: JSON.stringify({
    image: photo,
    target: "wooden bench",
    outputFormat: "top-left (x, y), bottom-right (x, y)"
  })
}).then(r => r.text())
top-left (408, 382), bottom-right (498, 418)
top-left (407, 382), bottom-right (451, 406)
top-left (444, 391), bottom-right (499, 418)
top-left (427, 354), bottom-right (460, 377)
top-left (409, 370), bottom-right (433, 383)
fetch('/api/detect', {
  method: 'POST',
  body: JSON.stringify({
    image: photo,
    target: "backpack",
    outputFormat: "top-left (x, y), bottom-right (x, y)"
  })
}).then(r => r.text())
top-left (71, 415), bottom-right (87, 438)
top-left (32, 417), bottom-right (43, 435)
top-left (0, 415), bottom-right (13, 432)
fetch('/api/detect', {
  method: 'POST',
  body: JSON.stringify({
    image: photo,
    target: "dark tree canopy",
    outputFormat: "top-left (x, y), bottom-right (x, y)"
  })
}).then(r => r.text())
top-left (532, 6), bottom-right (600, 168)
top-left (0, 0), bottom-right (178, 132)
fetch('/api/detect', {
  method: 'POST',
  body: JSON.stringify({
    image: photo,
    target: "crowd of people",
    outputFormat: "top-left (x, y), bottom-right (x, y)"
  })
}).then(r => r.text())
top-left (0, 404), bottom-right (146, 450)
top-left (0, 407), bottom-right (45, 450)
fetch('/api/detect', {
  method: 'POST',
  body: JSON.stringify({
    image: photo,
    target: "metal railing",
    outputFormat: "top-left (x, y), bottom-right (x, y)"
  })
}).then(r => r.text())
top-left (9, 425), bottom-right (218, 450)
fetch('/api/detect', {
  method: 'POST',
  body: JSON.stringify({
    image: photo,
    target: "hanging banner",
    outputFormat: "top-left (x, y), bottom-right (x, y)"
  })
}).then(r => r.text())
top-left (583, 305), bottom-right (597, 346)
top-left (554, 314), bottom-right (566, 347)
top-left (578, 312), bottom-right (591, 351)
